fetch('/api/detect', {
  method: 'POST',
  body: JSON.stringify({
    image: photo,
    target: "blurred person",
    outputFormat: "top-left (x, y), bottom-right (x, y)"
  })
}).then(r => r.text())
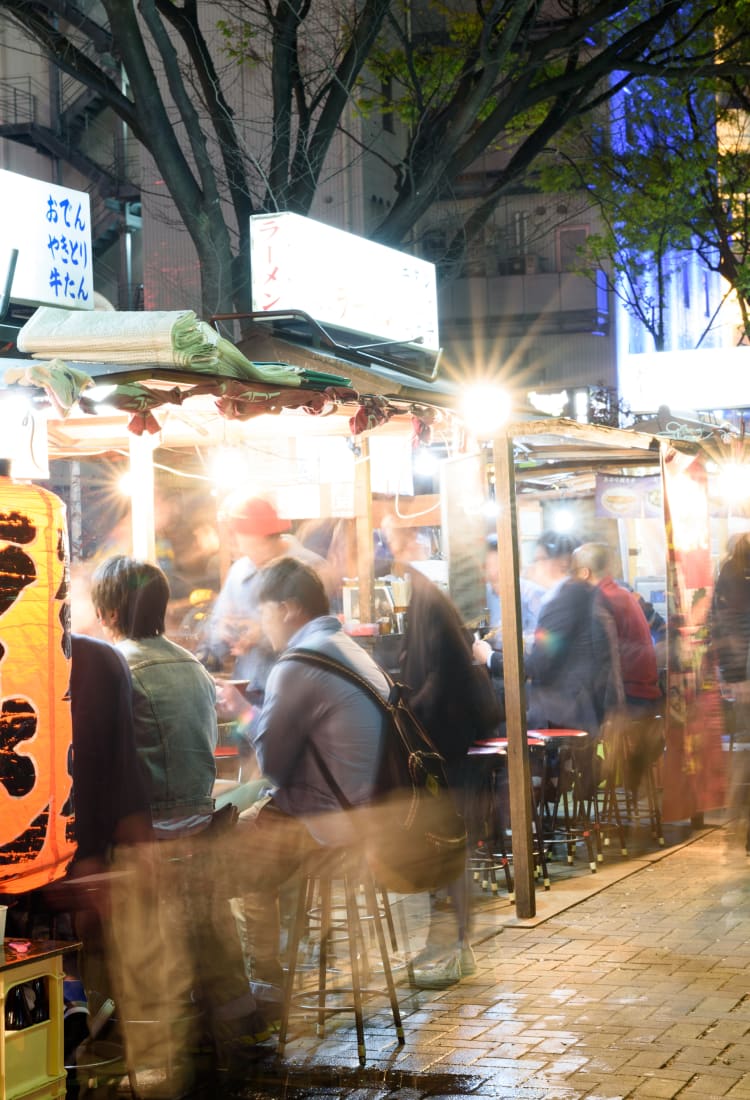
top-left (710, 532), bottom-right (750, 850)
top-left (153, 488), bottom-right (187, 596)
top-left (525, 561), bottom-right (615, 735)
top-left (474, 532), bottom-right (614, 736)
top-left (200, 495), bottom-right (324, 696)
top-left (69, 559), bottom-right (101, 636)
top-left (395, 564), bottom-right (501, 989)
top-left (216, 557), bottom-right (389, 1014)
top-left (571, 543), bottom-right (662, 714)
top-left (473, 529), bottom-right (581, 676)
top-left (295, 515), bottom-right (355, 612)
top-left (484, 534), bottom-right (545, 646)
top-left (90, 556), bottom-right (257, 1093)
top-left (379, 513), bottom-right (431, 576)
top-left (528, 529), bottom-right (580, 604)
top-left (66, 634), bottom-right (152, 1010)
top-left (711, 532), bottom-right (750, 692)
top-left (572, 543), bottom-right (665, 797)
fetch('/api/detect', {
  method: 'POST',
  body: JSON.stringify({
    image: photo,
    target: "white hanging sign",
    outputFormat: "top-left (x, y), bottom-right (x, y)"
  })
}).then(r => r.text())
top-left (0, 169), bottom-right (93, 310)
top-left (250, 212), bottom-right (439, 354)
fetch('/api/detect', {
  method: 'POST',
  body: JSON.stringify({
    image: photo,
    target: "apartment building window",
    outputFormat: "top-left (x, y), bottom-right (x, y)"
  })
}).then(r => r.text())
top-left (557, 226), bottom-right (589, 272)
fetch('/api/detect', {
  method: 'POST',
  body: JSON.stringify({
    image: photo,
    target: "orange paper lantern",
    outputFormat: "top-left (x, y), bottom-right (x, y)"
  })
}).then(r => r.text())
top-left (0, 478), bottom-right (74, 893)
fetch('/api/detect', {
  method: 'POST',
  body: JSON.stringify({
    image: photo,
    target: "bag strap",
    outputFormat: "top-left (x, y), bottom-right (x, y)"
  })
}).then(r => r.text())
top-left (278, 647), bottom-right (439, 753)
top-left (277, 647), bottom-right (397, 813)
top-left (278, 647), bottom-right (398, 711)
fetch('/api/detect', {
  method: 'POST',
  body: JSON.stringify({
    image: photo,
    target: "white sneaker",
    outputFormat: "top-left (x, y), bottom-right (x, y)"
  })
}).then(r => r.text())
top-left (411, 950), bottom-right (462, 990)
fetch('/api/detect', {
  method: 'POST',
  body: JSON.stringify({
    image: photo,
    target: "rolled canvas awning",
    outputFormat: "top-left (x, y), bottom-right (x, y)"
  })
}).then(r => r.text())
top-left (1, 308), bottom-right (460, 459)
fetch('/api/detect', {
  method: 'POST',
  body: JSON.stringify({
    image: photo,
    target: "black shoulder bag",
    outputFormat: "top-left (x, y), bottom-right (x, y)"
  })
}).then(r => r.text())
top-left (278, 648), bottom-right (468, 894)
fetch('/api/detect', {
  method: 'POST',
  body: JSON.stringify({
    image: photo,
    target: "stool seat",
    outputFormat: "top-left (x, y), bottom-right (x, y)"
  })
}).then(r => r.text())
top-left (529, 728), bottom-right (589, 740)
top-left (475, 735), bottom-right (548, 749)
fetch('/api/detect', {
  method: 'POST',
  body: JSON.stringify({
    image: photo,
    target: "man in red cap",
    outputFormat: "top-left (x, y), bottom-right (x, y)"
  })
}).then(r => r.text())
top-left (201, 494), bottom-right (325, 695)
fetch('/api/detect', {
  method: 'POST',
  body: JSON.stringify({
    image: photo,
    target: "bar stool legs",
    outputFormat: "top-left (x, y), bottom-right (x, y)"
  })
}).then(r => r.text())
top-left (277, 850), bottom-right (404, 1066)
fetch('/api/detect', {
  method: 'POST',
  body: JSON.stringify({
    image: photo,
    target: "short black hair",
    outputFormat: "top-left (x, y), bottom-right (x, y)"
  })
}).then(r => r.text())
top-left (536, 529), bottom-right (580, 560)
top-left (256, 556), bottom-right (329, 618)
top-left (90, 555), bottom-right (169, 639)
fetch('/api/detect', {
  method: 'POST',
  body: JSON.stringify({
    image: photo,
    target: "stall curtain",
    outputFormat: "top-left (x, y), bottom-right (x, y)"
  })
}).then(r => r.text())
top-left (661, 444), bottom-right (726, 822)
top-left (0, 480), bottom-right (75, 892)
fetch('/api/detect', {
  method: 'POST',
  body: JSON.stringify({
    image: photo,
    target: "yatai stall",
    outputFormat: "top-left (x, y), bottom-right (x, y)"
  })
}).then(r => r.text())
top-left (0, 301), bottom-right (475, 897)
top-left (491, 416), bottom-right (734, 917)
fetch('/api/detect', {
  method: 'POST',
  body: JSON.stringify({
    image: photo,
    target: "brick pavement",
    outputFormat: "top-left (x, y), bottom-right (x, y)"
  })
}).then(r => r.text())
top-left (220, 825), bottom-right (750, 1099)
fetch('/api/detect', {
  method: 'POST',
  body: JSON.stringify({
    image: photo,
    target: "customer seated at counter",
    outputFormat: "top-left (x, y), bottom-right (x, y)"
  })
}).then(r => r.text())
top-left (483, 533), bottom-right (545, 646)
top-left (571, 542), bottom-right (662, 714)
top-left (216, 557), bottom-right (389, 1016)
top-left (90, 555), bottom-right (257, 1089)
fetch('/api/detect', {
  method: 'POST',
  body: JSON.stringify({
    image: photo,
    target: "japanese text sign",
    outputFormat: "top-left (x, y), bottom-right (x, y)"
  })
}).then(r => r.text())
top-left (0, 170), bottom-right (93, 310)
top-left (249, 212), bottom-right (439, 353)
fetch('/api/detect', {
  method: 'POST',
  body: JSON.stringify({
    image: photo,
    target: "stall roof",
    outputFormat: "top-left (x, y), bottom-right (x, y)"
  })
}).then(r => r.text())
top-left (0, 304), bottom-right (464, 459)
top-left (504, 417), bottom-right (662, 494)
top-left (0, 351), bottom-right (458, 460)
top-left (4, 303), bottom-right (740, 466)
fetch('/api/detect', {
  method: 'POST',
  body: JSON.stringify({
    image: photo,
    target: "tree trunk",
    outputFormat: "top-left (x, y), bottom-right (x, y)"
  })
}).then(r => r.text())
top-left (192, 214), bottom-right (242, 319)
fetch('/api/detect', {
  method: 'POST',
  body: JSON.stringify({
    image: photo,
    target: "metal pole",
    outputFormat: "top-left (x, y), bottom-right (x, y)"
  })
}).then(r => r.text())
top-left (354, 436), bottom-right (374, 623)
top-left (0, 249), bottom-right (19, 318)
top-left (493, 430), bottom-right (535, 918)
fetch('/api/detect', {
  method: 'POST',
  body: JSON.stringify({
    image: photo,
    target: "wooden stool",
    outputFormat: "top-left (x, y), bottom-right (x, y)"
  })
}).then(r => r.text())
top-left (277, 847), bottom-right (405, 1066)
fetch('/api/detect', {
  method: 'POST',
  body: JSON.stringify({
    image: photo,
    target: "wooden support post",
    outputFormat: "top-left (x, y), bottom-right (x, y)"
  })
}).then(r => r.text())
top-left (493, 432), bottom-right (536, 918)
top-left (129, 432), bottom-right (155, 562)
top-left (354, 436), bottom-right (374, 623)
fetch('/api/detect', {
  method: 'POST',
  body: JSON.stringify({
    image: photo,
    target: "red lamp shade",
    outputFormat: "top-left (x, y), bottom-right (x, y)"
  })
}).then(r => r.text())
top-left (0, 479), bottom-right (74, 893)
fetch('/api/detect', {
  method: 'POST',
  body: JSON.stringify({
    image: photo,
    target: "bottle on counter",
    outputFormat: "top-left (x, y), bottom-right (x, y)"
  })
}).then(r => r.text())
top-left (5, 983), bottom-right (32, 1030)
top-left (29, 977), bottom-right (49, 1024)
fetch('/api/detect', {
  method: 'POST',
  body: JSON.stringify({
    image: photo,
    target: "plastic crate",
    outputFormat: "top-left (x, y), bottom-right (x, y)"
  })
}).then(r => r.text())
top-left (1, 947), bottom-right (67, 1100)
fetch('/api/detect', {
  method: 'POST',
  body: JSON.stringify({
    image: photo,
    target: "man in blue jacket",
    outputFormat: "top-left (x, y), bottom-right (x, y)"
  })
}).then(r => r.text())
top-left (217, 557), bottom-right (389, 1014)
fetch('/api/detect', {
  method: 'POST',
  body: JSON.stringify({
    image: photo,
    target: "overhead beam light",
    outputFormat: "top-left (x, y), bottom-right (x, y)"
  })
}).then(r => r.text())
top-left (716, 461), bottom-right (750, 506)
top-left (460, 383), bottom-right (511, 439)
top-left (413, 447), bottom-right (440, 478)
top-left (550, 506), bottom-right (575, 533)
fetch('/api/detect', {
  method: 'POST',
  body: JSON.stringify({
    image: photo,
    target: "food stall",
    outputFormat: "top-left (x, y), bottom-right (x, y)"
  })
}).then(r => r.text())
top-left (0, 317), bottom-right (743, 919)
top-left (490, 416), bottom-right (739, 916)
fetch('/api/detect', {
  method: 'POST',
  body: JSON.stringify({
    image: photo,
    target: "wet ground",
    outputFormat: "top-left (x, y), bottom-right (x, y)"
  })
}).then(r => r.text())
top-left (76, 816), bottom-right (750, 1099)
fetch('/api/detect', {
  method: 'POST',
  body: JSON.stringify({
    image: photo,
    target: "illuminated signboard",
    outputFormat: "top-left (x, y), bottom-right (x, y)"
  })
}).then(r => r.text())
top-left (0, 170), bottom-right (93, 310)
top-left (250, 212), bottom-right (439, 354)
top-left (619, 347), bottom-right (750, 413)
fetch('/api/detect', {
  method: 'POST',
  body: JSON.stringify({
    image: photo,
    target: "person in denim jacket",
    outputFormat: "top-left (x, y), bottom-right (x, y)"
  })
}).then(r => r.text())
top-left (90, 556), bottom-right (257, 1091)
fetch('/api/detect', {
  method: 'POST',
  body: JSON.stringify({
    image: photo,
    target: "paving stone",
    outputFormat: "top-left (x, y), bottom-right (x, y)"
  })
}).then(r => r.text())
top-left (215, 827), bottom-right (750, 1100)
top-left (676, 1074), bottom-right (739, 1097)
top-left (629, 1077), bottom-right (686, 1097)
